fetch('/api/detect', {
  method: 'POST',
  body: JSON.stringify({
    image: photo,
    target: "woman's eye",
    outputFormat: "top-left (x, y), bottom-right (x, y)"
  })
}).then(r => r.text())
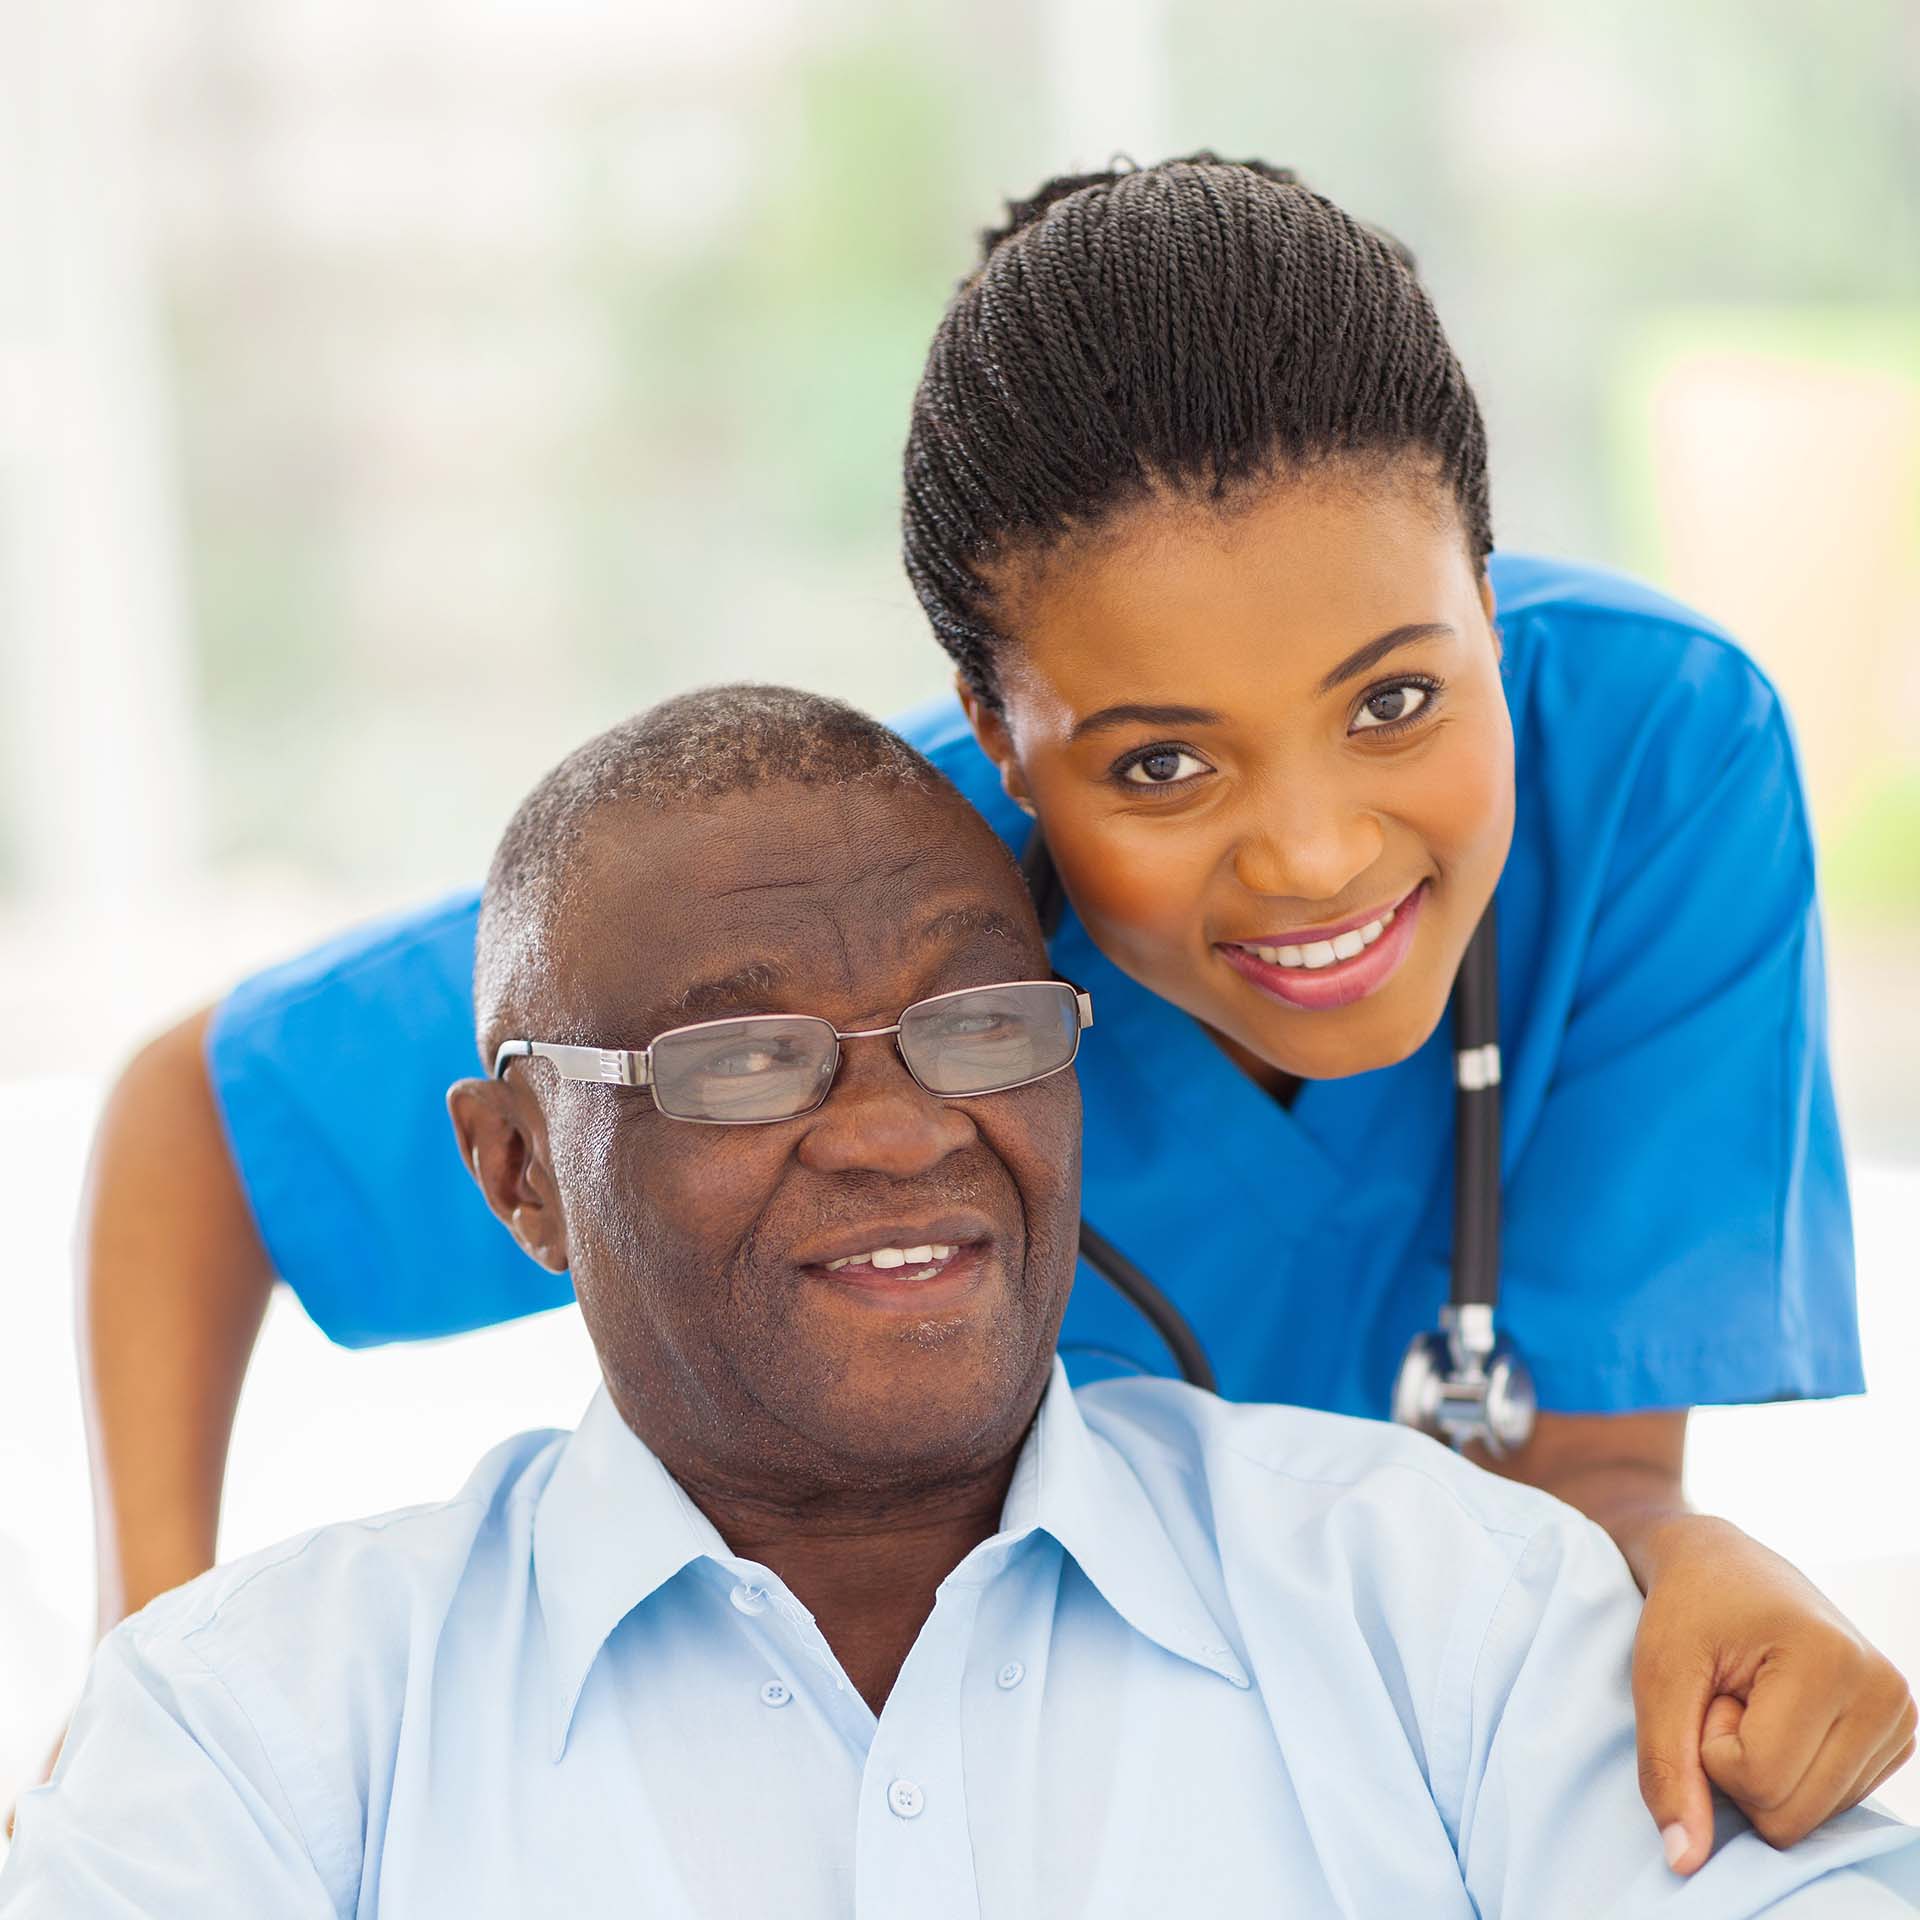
top-left (1120, 747), bottom-right (1210, 786)
top-left (1351, 683), bottom-right (1432, 733)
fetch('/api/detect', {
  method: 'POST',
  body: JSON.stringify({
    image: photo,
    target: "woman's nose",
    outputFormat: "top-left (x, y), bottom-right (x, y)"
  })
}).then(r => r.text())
top-left (794, 1036), bottom-right (976, 1179)
top-left (1230, 791), bottom-right (1384, 904)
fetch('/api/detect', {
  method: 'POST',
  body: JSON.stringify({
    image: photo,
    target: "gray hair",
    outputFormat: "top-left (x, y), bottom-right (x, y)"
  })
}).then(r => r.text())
top-left (474, 684), bottom-right (950, 1053)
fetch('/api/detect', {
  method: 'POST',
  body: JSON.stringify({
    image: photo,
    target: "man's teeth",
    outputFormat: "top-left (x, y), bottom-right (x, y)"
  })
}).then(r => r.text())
top-left (1247, 906), bottom-right (1395, 970)
top-left (823, 1243), bottom-right (956, 1273)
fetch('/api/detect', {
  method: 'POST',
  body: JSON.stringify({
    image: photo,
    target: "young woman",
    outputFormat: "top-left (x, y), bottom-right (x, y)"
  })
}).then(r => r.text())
top-left (55, 158), bottom-right (1912, 1869)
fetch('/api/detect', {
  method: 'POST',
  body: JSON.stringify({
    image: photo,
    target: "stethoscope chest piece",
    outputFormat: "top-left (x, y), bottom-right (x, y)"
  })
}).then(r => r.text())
top-left (1392, 1303), bottom-right (1536, 1457)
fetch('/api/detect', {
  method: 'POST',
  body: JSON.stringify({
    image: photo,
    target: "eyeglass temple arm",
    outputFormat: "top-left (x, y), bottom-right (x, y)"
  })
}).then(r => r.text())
top-left (491, 1040), bottom-right (651, 1087)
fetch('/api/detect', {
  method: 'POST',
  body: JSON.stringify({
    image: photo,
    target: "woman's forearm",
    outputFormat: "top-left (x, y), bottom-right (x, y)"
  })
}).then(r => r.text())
top-left (1468, 1406), bottom-right (1691, 1593)
top-left (76, 1008), bottom-right (274, 1631)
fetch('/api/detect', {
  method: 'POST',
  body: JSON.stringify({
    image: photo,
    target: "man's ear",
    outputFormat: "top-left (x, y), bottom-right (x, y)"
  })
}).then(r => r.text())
top-left (447, 1077), bottom-right (570, 1273)
top-left (954, 674), bottom-right (1036, 816)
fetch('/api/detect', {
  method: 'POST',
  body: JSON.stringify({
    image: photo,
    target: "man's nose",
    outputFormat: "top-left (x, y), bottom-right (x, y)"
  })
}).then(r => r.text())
top-left (1229, 784), bottom-right (1384, 904)
top-left (793, 1034), bottom-right (977, 1178)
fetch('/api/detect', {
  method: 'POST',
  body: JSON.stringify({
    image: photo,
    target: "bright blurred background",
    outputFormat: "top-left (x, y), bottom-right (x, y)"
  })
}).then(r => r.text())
top-left (3, 0), bottom-right (1917, 1830)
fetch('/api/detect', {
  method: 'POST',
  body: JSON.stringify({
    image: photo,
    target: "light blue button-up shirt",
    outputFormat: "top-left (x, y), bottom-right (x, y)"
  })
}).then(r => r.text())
top-left (5, 1366), bottom-right (1915, 1917)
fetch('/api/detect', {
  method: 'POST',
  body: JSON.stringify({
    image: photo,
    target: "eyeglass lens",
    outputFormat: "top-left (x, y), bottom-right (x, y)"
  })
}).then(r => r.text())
top-left (647, 1017), bottom-right (841, 1122)
top-left (896, 983), bottom-right (1081, 1096)
top-left (646, 983), bottom-right (1080, 1122)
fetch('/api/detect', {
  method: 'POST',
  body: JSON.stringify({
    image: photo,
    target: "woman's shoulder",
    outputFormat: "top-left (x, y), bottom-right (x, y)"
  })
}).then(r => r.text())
top-left (217, 886), bottom-right (483, 1029)
top-left (1490, 551), bottom-right (1784, 732)
top-left (1491, 552), bottom-right (1799, 839)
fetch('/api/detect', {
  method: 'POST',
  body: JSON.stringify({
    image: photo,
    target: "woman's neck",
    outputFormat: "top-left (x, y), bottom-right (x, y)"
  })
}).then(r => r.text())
top-left (1205, 1023), bottom-right (1306, 1109)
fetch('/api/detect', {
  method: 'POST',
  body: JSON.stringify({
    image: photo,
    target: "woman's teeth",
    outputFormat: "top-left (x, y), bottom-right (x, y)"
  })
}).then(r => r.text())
top-left (824, 1243), bottom-right (957, 1280)
top-left (1245, 905), bottom-right (1396, 970)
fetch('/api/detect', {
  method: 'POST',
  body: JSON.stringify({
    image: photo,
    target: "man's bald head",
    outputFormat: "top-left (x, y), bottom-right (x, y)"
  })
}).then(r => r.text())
top-left (474, 684), bottom-right (997, 1061)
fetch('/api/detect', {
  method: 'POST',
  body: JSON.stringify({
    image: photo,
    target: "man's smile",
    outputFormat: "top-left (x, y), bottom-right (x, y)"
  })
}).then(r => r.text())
top-left (790, 1210), bottom-right (1001, 1314)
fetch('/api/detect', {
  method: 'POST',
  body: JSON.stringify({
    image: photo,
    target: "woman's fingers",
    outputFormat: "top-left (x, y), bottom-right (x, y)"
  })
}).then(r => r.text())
top-left (1631, 1635), bottom-right (1720, 1873)
top-left (1703, 1657), bottom-right (1915, 1847)
top-left (1697, 1651), bottom-right (1841, 1833)
top-left (1853, 1695), bottom-right (1919, 1809)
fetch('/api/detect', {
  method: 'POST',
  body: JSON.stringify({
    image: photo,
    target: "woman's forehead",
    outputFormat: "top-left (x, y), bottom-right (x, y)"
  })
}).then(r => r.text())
top-left (996, 475), bottom-right (1482, 711)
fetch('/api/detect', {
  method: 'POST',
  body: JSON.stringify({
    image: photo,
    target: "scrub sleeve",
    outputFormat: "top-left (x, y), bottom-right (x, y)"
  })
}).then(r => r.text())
top-left (206, 891), bottom-right (564, 1346)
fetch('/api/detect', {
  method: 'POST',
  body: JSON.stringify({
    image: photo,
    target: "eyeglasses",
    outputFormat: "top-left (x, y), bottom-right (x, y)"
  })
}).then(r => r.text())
top-left (492, 979), bottom-right (1093, 1125)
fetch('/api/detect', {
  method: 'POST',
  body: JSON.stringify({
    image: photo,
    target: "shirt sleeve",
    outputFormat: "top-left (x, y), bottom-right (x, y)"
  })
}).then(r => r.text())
top-left (1499, 628), bottom-right (1860, 1412)
top-left (1454, 1513), bottom-right (1920, 1916)
top-left (0, 1626), bottom-right (353, 1918)
top-left (206, 890), bottom-right (575, 1346)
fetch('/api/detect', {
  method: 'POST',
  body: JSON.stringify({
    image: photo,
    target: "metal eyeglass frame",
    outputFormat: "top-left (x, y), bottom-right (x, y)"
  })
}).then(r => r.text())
top-left (490, 977), bottom-right (1094, 1125)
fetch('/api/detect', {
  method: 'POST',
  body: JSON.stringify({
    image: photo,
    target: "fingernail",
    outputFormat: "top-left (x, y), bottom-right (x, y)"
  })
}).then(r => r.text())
top-left (1662, 1823), bottom-right (1691, 1871)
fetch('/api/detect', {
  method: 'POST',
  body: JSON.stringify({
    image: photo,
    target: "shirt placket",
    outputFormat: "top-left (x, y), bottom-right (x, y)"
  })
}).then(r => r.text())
top-left (853, 1580), bottom-right (984, 1920)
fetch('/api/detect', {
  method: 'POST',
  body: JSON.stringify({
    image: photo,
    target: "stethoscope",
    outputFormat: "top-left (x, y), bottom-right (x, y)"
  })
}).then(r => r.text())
top-left (1022, 829), bottom-right (1537, 1457)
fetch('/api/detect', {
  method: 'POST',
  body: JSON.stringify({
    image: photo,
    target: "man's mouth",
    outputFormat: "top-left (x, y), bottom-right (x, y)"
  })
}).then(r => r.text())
top-left (792, 1214), bottom-right (998, 1312)
top-left (822, 1242), bottom-right (964, 1282)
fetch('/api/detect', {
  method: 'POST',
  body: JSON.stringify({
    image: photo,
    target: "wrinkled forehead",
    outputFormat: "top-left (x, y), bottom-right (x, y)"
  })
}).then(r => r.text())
top-left (548, 780), bottom-right (1044, 1036)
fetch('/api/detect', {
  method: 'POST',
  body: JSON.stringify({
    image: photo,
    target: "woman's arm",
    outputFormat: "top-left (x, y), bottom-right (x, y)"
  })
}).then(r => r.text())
top-left (9, 1009), bottom-right (272, 1836)
top-left (1478, 1410), bottom-right (1917, 1875)
top-left (78, 1007), bottom-right (273, 1629)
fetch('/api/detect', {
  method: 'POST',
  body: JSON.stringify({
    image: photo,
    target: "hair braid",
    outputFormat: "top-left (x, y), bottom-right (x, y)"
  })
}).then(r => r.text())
top-left (902, 154), bottom-right (1494, 704)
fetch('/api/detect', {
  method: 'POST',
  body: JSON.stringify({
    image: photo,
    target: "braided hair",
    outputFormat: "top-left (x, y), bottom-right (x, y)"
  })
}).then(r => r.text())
top-left (901, 154), bottom-right (1492, 705)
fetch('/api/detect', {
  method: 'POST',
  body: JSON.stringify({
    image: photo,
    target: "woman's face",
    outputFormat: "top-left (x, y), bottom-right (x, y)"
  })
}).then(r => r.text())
top-left (963, 462), bottom-right (1515, 1085)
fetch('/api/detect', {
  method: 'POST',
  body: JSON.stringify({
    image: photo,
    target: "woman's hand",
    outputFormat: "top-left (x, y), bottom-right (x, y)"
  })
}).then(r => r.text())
top-left (1474, 1407), bottom-right (1916, 1875)
top-left (1632, 1515), bottom-right (1915, 1873)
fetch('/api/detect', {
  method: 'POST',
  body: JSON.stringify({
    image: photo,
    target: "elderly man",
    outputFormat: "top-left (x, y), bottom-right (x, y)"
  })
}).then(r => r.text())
top-left (4, 686), bottom-right (1916, 1917)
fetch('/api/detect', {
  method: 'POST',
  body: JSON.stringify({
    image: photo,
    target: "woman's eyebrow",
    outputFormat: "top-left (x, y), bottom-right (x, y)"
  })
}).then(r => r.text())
top-left (1316, 622), bottom-right (1456, 695)
top-left (1069, 702), bottom-right (1224, 743)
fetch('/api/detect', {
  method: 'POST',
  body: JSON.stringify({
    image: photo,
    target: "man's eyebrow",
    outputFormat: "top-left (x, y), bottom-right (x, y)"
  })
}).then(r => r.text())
top-left (1068, 702), bottom-right (1225, 744)
top-left (913, 902), bottom-right (1030, 950)
top-left (657, 959), bottom-right (793, 1029)
top-left (1315, 622), bottom-right (1456, 695)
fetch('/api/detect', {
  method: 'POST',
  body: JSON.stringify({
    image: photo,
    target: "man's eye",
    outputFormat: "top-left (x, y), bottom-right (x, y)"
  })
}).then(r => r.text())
top-left (708, 1046), bottom-right (784, 1076)
top-left (1350, 683), bottom-right (1432, 733)
top-left (1119, 747), bottom-right (1210, 786)
top-left (942, 1012), bottom-right (1009, 1037)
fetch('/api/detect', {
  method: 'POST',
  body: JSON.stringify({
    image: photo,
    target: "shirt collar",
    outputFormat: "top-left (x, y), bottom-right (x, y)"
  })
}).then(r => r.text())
top-left (535, 1361), bottom-right (1248, 1759)
top-left (533, 1385), bottom-right (731, 1761)
top-left (994, 1360), bottom-right (1249, 1691)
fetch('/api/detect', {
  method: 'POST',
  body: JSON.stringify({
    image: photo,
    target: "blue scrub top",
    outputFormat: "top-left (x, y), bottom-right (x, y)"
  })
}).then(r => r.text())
top-left (208, 553), bottom-right (1862, 1417)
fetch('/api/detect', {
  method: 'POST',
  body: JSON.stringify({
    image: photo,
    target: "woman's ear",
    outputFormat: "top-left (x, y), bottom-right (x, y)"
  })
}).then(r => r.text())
top-left (1478, 570), bottom-right (1502, 664)
top-left (447, 1078), bottom-right (570, 1273)
top-left (955, 675), bottom-right (1037, 817)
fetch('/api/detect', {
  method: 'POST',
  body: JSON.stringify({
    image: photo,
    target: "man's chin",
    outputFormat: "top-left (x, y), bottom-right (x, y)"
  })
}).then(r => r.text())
top-left (778, 1330), bottom-right (1052, 1487)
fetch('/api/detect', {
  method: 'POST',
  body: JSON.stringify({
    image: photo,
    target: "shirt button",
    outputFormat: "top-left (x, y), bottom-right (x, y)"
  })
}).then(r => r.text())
top-left (759, 1680), bottom-right (792, 1709)
top-left (996, 1660), bottom-right (1025, 1690)
top-left (729, 1583), bottom-right (769, 1616)
top-left (886, 1778), bottom-right (925, 1820)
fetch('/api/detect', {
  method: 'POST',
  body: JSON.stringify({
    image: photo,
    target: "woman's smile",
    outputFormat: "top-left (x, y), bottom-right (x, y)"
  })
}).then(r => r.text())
top-left (1217, 879), bottom-right (1429, 1012)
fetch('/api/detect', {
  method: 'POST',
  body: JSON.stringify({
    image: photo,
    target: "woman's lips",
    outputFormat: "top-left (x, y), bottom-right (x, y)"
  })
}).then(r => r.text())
top-left (1216, 881), bottom-right (1428, 1011)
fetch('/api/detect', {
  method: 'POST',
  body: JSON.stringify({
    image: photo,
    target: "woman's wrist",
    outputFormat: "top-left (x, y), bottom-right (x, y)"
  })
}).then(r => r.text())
top-left (1625, 1508), bottom-right (1745, 1590)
